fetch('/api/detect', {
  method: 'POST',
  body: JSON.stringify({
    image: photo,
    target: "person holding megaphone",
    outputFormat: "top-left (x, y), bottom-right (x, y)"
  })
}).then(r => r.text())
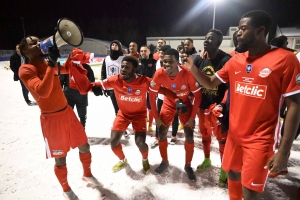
top-left (18, 22), bottom-right (101, 199)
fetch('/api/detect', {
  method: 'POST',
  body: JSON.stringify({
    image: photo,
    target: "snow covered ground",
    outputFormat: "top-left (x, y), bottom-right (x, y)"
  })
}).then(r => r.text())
top-left (0, 68), bottom-right (299, 200)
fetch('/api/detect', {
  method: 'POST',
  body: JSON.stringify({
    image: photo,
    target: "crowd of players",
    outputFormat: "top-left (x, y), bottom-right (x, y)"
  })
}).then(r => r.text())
top-left (12, 9), bottom-right (300, 200)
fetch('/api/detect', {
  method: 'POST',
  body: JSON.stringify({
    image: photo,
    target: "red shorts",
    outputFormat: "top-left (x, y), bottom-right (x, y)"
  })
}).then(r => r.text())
top-left (222, 135), bottom-right (274, 192)
top-left (198, 108), bottom-right (226, 141)
top-left (40, 106), bottom-right (88, 159)
top-left (160, 103), bottom-right (192, 125)
top-left (112, 111), bottom-right (146, 132)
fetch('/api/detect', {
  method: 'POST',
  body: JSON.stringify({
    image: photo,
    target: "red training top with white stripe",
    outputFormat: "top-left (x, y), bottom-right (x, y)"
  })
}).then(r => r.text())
top-left (216, 47), bottom-right (300, 151)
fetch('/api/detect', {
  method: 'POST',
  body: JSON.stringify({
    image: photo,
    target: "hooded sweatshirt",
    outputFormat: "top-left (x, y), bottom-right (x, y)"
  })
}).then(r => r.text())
top-left (101, 40), bottom-right (124, 80)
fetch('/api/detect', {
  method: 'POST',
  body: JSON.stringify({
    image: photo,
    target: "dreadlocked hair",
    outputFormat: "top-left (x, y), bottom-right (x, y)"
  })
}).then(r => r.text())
top-left (19, 37), bottom-right (28, 57)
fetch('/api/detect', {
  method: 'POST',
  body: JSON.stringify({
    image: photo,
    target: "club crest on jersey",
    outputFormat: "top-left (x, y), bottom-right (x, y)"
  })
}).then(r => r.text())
top-left (108, 64), bottom-right (119, 76)
top-left (135, 89), bottom-right (141, 95)
top-left (127, 87), bottom-right (132, 93)
top-left (181, 85), bottom-right (186, 90)
top-left (259, 68), bottom-right (272, 78)
top-left (246, 64), bottom-right (252, 73)
top-left (296, 74), bottom-right (300, 84)
top-left (150, 81), bottom-right (156, 87)
top-left (171, 84), bottom-right (176, 89)
top-left (195, 82), bottom-right (200, 87)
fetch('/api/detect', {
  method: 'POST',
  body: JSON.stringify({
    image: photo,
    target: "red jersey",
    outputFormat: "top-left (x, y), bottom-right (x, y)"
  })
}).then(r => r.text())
top-left (128, 53), bottom-right (140, 59)
top-left (216, 47), bottom-right (300, 151)
top-left (19, 62), bottom-right (69, 113)
top-left (149, 66), bottom-right (201, 119)
top-left (97, 74), bottom-right (151, 118)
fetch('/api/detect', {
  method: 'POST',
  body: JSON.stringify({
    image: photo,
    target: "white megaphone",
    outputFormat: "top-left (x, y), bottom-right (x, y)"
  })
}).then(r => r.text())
top-left (40, 18), bottom-right (83, 54)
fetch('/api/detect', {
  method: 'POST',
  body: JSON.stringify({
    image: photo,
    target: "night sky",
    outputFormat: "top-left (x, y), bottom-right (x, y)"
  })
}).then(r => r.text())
top-left (1, 0), bottom-right (300, 49)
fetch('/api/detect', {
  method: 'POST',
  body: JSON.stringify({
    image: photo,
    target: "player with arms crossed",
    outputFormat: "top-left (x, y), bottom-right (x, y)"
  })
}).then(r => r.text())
top-left (94, 56), bottom-right (179, 174)
top-left (149, 49), bottom-right (202, 181)
top-left (182, 10), bottom-right (300, 200)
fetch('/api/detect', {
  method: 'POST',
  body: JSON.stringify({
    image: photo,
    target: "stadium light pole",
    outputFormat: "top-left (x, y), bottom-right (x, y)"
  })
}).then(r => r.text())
top-left (212, 0), bottom-right (220, 29)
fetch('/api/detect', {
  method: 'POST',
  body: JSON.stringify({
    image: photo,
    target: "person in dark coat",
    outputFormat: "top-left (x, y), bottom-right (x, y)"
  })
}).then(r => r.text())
top-left (137, 45), bottom-right (157, 132)
top-left (10, 44), bottom-right (37, 106)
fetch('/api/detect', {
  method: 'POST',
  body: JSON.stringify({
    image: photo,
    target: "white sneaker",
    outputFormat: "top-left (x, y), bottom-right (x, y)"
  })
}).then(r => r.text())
top-left (82, 175), bottom-right (102, 186)
top-left (169, 137), bottom-right (177, 145)
top-left (63, 189), bottom-right (78, 200)
top-left (150, 138), bottom-right (159, 148)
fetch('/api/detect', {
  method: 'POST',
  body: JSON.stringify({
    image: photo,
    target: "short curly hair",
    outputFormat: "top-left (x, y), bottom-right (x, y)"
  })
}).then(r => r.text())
top-left (122, 56), bottom-right (139, 68)
top-left (207, 29), bottom-right (223, 45)
top-left (241, 10), bottom-right (272, 36)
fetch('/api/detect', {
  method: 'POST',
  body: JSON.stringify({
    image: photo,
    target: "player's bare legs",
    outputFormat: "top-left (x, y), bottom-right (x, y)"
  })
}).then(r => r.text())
top-left (155, 125), bottom-right (170, 174)
top-left (111, 130), bottom-right (127, 172)
top-left (228, 167), bottom-right (261, 199)
top-left (135, 132), bottom-right (150, 174)
top-left (78, 142), bottom-right (90, 154)
top-left (135, 132), bottom-right (148, 152)
top-left (183, 121), bottom-right (196, 181)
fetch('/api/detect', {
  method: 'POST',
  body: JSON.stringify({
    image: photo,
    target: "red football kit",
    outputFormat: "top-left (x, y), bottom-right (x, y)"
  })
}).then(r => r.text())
top-left (95, 74), bottom-right (175, 132)
top-left (216, 47), bottom-right (300, 192)
top-left (20, 59), bottom-right (94, 193)
top-left (149, 66), bottom-right (202, 125)
top-left (19, 60), bottom-right (88, 159)
top-left (149, 65), bottom-right (201, 168)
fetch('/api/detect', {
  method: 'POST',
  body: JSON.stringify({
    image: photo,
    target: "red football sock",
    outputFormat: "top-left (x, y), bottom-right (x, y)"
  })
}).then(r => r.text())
top-left (148, 110), bottom-right (153, 126)
top-left (159, 139), bottom-right (168, 162)
top-left (202, 134), bottom-right (211, 158)
top-left (228, 179), bottom-right (243, 200)
top-left (111, 143), bottom-right (125, 160)
top-left (54, 165), bottom-right (71, 192)
top-left (79, 152), bottom-right (92, 177)
top-left (140, 149), bottom-right (149, 159)
top-left (184, 141), bottom-right (194, 167)
top-left (219, 143), bottom-right (225, 162)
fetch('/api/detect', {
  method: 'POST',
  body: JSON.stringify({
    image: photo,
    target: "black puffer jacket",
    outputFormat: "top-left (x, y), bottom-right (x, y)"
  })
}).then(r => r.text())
top-left (137, 54), bottom-right (157, 78)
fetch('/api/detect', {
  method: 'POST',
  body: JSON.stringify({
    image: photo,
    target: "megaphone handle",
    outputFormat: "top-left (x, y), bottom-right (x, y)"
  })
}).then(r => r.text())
top-left (53, 27), bottom-right (58, 49)
top-left (57, 62), bottom-right (61, 76)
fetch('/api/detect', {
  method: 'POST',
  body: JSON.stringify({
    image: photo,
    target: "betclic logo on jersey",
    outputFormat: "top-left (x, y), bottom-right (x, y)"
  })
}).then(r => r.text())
top-left (119, 95), bottom-right (142, 102)
top-left (235, 81), bottom-right (267, 99)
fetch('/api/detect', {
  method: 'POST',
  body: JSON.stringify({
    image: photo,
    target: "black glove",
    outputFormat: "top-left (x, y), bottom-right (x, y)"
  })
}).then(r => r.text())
top-left (92, 86), bottom-right (103, 96)
top-left (103, 90), bottom-right (110, 97)
top-left (47, 46), bottom-right (60, 67)
top-left (176, 99), bottom-right (187, 114)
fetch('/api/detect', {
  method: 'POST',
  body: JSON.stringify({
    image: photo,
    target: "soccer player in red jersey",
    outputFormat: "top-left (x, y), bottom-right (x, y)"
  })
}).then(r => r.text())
top-left (94, 56), bottom-right (178, 174)
top-left (182, 10), bottom-right (300, 199)
top-left (193, 29), bottom-right (231, 188)
top-left (149, 48), bottom-right (202, 181)
top-left (18, 36), bottom-right (100, 199)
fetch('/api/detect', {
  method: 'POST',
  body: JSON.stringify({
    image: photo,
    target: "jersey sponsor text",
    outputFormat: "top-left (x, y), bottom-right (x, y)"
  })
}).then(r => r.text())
top-left (119, 95), bottom-right (142, 102)
top-left (235, 82), bottom-right (267, 99)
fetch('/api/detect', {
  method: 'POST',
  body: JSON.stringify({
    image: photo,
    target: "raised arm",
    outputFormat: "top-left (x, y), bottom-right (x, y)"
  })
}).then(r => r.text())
top-left (19, 65), bottom-right (56, 98)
